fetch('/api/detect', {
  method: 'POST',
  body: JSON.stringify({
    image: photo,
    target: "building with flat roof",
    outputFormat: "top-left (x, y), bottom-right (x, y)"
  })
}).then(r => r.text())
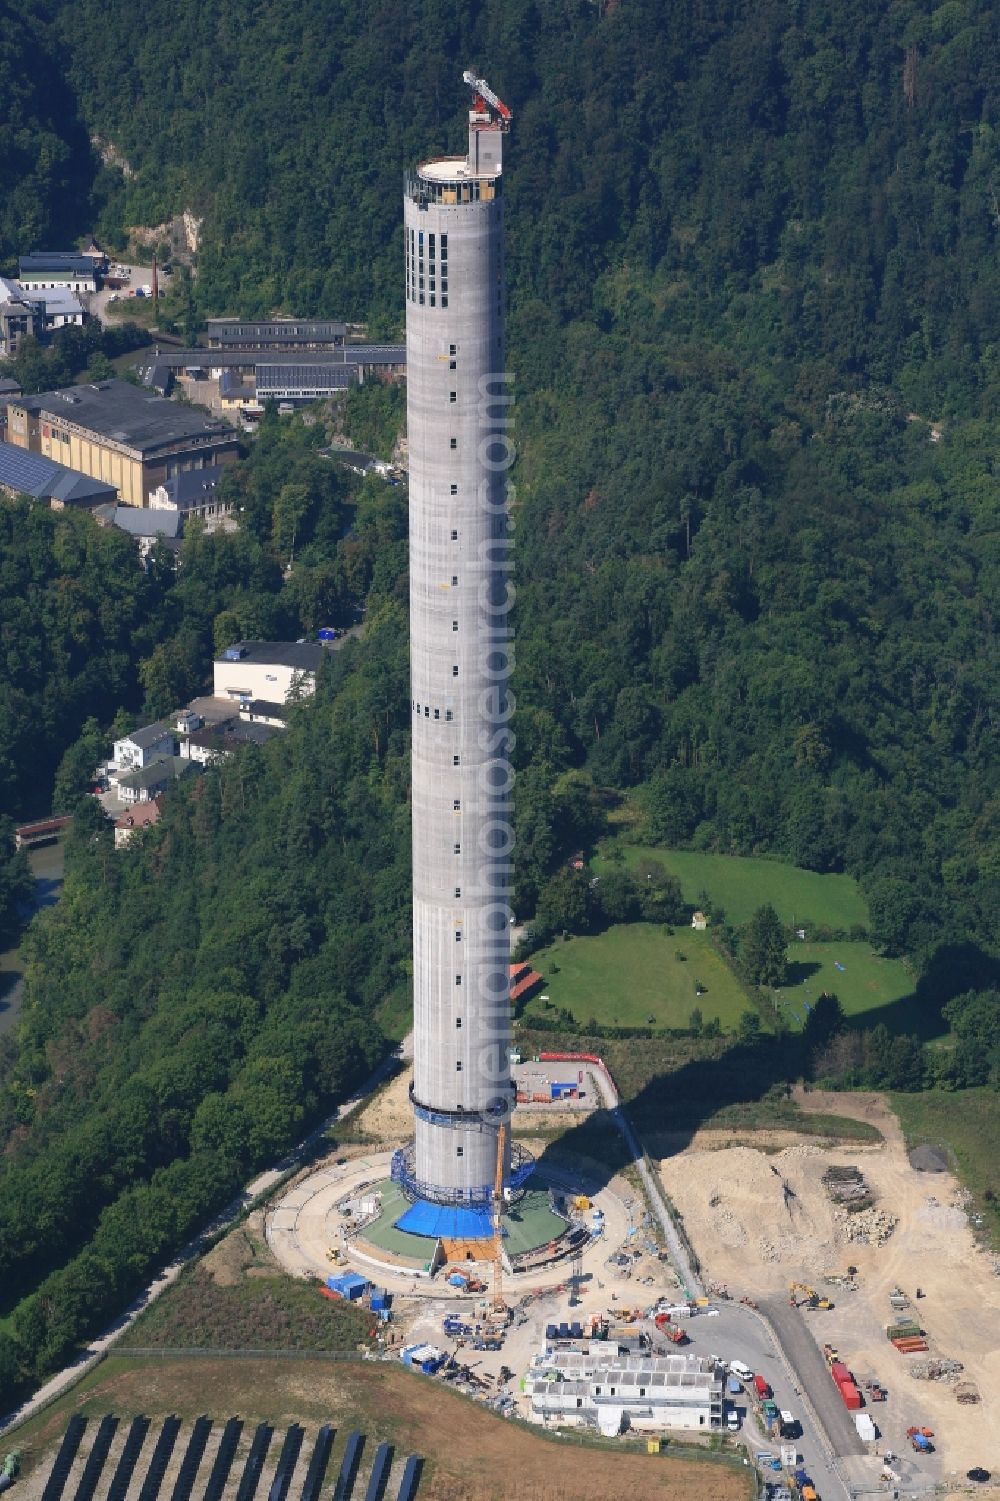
top-left (22, 285), bottom-right (86, 330)
top-left (18, 253), bottom-right (99, 292)
top-left (213, 640), bottom-right (324, 704)
top-left (0, 441), bottom-right (117, 508)
top-left (206, 318), bottom-right (347, 349)
top-left (255, 364), bottom-right (357, 403)
top-left (527, 1350), bottom-right (723, 1436)
top-left (0, 277), bottom-right (44, 356)
top-left (5, 379), bottom-right (241, 505)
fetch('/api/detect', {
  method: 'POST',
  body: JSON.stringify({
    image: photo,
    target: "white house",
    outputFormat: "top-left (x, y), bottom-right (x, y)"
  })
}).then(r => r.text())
top-left (691, 911), bottom-right (708, 931)
top-left (112, 723), bottom-right (175, 774)
top-left (148, 465), bottom-right (234, 532)
top-left (527, 1350), bottom-right (722, 1436)
top-left (118, 756), bottom-right (193, 805)
top-left (212, 640), bottom-right (323, 705)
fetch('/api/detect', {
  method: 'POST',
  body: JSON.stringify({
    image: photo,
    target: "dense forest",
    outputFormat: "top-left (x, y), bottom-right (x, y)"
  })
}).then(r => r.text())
top-left (0, 0), bottom-right (999, 1407)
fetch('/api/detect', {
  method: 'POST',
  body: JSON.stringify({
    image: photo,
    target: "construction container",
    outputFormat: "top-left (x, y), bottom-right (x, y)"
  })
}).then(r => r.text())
top-left (837, 1380), bottom-right (862, 1411)
top-left (370, 1290), bottom-right (390, 1312)
top-left (646, 1438), bottom-right (661, 1455)
top-left (886, 1322), bottom-right (922, 1341)
top-left (754, 1374), bottom-right (773, 1399)
top-left (830, 1362), bottom-right (852, 1386)
top-left (855, 1413), bottom-right (877, 1442)
top-left (326, 1272), bottom-right (369, 1300)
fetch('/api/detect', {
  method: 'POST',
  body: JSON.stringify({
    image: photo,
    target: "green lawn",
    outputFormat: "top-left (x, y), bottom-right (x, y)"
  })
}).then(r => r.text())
top-left (594, 845), bottom-right (869, 928)
top-left (521, 924), bottom-right (751, 1032)
top-left (891, 1088), bottom-right (1000, 1248)
top-left (772, 939), bottom-right (920, 1031)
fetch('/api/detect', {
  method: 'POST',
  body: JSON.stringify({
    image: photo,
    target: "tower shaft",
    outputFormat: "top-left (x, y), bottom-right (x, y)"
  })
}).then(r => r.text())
top-left (404, 77), bottom-right (514, 1203)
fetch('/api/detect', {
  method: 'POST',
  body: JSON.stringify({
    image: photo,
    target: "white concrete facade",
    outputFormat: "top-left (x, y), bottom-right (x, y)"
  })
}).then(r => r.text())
top-left (405, 82), bottom-right (514, 1198)
top-left (212, 647), bottom-right (319, 704)
top-left (528, 1350), bottom-right (723, 1434)
top-left (113, 726), bottom-right (174, 772)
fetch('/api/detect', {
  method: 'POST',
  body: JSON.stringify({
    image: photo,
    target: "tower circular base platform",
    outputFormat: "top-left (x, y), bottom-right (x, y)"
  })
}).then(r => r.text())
top-left (355, 1175), bottom-right (579, 1273)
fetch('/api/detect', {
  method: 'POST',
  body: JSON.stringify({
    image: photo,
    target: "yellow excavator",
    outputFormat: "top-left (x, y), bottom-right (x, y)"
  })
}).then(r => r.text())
top-left (790, 1281), bottom-right (834, 1310)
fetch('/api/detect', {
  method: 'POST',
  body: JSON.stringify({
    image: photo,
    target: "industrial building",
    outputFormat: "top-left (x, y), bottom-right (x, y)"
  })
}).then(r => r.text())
top-left (255, 363), bottom-right (357, 403)
top-left (0, 277), bottom-right (44, 356)
top-left (145, 344), bottom-right (405, 381)
top-left (18, 252), bottom-right (100, 293)
top-left (0, 440), bottom-right (117, 508)
top-left (212, 641), bottom-right (324, 705)
top-left (205, 318), bottom-right (347, 349)
top-left (4, 380), bottom-right (241, 505)
top-left (527, 1350), bottom-right (723, 1436)
top-left (393, 69), bottom-right (524, 1228)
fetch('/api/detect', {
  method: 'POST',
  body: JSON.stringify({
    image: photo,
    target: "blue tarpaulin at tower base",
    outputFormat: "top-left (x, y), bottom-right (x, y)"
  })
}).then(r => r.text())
top-left (396, 1201), bottom-right (497, 1239)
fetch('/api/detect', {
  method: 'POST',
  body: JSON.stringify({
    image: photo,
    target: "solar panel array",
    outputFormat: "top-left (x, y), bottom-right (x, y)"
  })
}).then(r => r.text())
top-left (38, 1415), bottom-right (421, 1501)
top-left (73, 1415), bottom-right (119, 1501)
top-left (298, 1425), bottom-right (334, 1501)
top-left (169, 1416), bottom-right (212, 1501)
top-left (234, 1423), bottom-right (272, 1501)
top-left (41, 1414), bottom-right (87, 1501)
top-left (332, 1431), bottom-right (364, 1501)
top-left (267, 1425), bottom-right (304, 1501)
top-left (363, 1442), bottom-right (392, 1501)
top-left (105, 1415), bottom-right (150, 1501)
top-left (204, 1418), bottom-right (243, 1501)
top-left (136, 1415), bottom-right (180, 1501)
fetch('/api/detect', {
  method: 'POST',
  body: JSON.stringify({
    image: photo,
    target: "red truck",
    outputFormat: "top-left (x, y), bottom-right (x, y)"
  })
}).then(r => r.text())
top-left (753, 1374), bottom-right (773, 1400)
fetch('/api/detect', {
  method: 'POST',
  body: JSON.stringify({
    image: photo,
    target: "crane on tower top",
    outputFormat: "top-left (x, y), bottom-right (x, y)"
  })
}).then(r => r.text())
top-left (463, 69), bottom-right (513, 128)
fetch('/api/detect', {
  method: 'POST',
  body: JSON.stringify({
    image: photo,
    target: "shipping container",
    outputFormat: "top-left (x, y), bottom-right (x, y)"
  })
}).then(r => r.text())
top-left (753, 1374), bottom-right (773, 1399)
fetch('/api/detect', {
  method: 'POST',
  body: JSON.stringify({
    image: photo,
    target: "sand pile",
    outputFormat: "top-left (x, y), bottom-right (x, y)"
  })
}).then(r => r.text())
top-left (661, 1143), bottom-right (848, 1284)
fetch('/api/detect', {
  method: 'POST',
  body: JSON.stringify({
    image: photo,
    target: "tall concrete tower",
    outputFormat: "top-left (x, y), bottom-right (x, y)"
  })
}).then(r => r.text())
top-left (395, 71), bottom-right (531, 1225)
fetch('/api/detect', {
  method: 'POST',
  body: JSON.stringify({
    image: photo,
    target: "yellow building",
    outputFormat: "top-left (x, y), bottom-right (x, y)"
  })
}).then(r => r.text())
top-left (5, 378), bottom-right (240, 505)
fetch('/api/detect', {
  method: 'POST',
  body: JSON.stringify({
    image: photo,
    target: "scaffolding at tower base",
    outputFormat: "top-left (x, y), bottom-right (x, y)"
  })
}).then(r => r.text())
top-left (391, 1141), bottom-right (534, 1210)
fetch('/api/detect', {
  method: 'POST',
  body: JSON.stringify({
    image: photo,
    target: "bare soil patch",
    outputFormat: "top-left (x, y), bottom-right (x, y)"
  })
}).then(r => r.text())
top-left (657, 1090), bottom-right (1000, 1473)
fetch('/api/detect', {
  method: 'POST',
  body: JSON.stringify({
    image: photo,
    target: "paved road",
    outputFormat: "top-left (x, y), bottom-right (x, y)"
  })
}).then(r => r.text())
top-left (761, 1299), bottom-right (864, 1459)
top-left (587, 1059), bottom-right (704, 1298)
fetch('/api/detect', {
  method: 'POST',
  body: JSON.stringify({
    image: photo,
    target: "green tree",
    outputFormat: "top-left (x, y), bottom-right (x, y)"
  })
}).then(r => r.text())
top-left (740, 905), bottom-right (788, 988)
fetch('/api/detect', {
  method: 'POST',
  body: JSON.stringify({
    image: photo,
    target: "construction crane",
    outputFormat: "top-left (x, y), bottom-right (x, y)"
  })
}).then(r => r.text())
top-left (491, 1120), bottom-right (507, 1316)
top-left (463, 69), bottom-right (513, 126)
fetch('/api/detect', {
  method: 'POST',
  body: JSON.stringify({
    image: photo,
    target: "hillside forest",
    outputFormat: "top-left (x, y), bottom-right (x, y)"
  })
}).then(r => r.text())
top-left (0, 0), bottom-right (999, 1409)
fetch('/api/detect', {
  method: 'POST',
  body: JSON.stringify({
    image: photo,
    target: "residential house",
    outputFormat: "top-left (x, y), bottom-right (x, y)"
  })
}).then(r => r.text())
top-left (114, 796), bottom-right (163, 848)
top-left (148, 464), bottom-right (233, 530)
top-left (119, 756), bottom-right (195, 805)
top-left (112, 723), bottom-right (175, 774)
top-left (95, 501), bottom-right (183, 560)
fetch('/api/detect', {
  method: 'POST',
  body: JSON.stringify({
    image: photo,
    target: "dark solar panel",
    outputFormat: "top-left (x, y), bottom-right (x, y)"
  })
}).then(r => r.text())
top-left (233, 1424), bottom-right (272, 1501)
top-left (72, 1414), bottom-right (119, 1501)
top-left (0, 442), bottom-right (60, 495)
top-left (106, 1415), bottom-right (150, 1501)
top-left (267, 1426), bottom-right (303, 1501)
top-left (136, 1416), bottom-right (181, 1501)
top-left (331, 1433), bottom-right (364, 1501)
top-left (362, 1443), bottom-right (392, 1501)
top-left (394, 1456), bottom-right (422, 1501)
top-left (297, 1425), bottom-right (333, 1501)
top-left (41, 1415), bottom-right (87, 1501)
top-left (203, 1418), bottom-right (243, 1501)
top-left (168, 1417), bottom-right (212, 1501)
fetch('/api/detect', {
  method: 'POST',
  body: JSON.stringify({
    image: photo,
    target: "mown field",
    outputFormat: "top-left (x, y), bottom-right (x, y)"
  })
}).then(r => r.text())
top-left (594, 846), bottom-right (869, 929)
top-left (772, 941), bottom-right (918, 1031)
top-left (891, 1087), bottom-right (1000, 1249)
top-left (522, 925), bottom-right (750, 1032)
